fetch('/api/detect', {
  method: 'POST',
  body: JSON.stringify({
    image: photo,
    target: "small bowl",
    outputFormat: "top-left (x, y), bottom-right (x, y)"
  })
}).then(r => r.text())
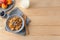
top-left (0, 0), bottom-right (15, 12)
top-left (6, 15), bottom-right (24, 33)
top-left (0, 11), bottom-right (7, 18)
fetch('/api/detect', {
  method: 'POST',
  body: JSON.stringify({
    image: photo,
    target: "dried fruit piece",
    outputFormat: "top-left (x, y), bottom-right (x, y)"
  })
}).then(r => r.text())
top-left (0, 3), bottom-right (2, 7)
top-left (2, 3), bottom-right (7, 9)
top-left (7, 0), bottom-right (12, 5)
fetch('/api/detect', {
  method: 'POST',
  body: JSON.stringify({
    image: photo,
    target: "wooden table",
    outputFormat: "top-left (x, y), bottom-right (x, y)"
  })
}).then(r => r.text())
top-left (1, 0), bottom-right (60, 40)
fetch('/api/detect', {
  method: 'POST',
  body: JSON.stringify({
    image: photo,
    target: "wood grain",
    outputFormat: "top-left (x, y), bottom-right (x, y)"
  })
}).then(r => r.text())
top-left (0, 0), bottom-right (60, 40)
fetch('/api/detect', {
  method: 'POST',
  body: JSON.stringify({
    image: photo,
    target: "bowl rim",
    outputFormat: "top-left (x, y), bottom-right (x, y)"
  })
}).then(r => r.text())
top-left (6, 15), bottom-right (24, 33)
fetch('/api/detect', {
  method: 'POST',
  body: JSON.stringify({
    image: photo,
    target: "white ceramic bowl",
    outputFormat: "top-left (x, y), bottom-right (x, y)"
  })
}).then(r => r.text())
top-left (6, 15), bottom-right (24, 33)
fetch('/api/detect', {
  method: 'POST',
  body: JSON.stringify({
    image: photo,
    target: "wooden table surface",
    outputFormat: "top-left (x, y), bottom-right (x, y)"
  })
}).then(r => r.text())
top-left (1, 0), bottom-right (60, 40)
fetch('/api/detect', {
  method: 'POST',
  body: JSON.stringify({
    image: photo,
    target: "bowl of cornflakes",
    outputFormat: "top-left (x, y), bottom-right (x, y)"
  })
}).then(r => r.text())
top-left (6, 15), bottom-right (24, 33)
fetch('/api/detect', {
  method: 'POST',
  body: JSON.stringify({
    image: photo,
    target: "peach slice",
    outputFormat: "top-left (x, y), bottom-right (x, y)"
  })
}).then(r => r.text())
top-left (7, 0), bottom-right (12, 5)
top-left (2, 3), bottom-right (7, 9)
top-left (0, 4), bottom-right (2, 7)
